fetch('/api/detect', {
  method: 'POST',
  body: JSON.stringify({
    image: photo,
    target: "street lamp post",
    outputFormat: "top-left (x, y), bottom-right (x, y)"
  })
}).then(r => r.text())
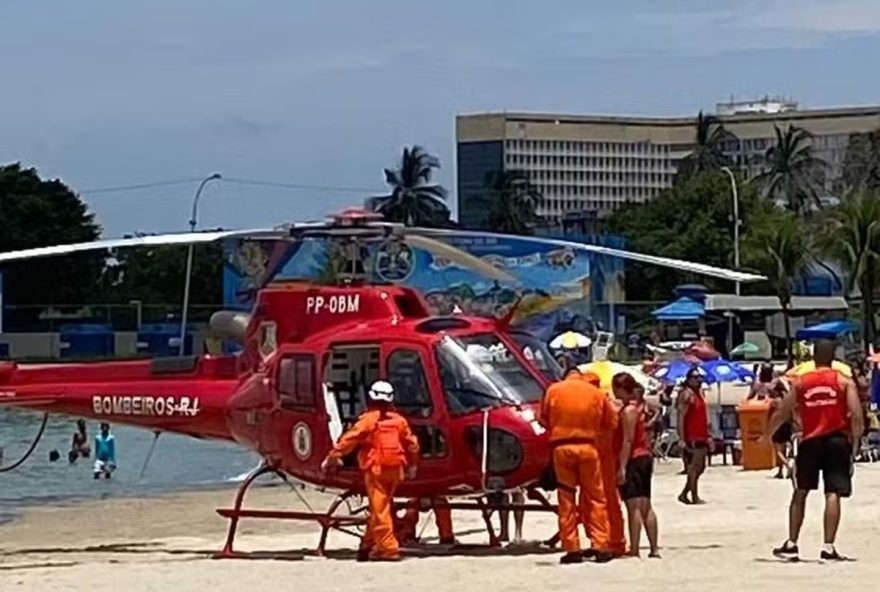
top-left (179, 173), bottom-right (222, 356)
top-left (721, 166), bottom-right (741, 295)
top-left (721, 166), bottom-right (741, 354)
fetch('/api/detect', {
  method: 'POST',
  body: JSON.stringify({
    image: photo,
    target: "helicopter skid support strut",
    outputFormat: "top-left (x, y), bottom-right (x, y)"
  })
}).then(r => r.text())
top-left (435, 488), bottom-right (560, 549)
top-left (213, 465), bottom-right (366, 559)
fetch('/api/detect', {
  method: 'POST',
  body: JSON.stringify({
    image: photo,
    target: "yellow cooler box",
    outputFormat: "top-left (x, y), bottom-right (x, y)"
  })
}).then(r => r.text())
top-left (737, 400), bottom-right (777, 471)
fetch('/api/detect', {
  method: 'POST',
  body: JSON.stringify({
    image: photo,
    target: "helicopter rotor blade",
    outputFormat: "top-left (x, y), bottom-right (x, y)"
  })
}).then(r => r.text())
top-left (410, 228), bottom-right (765, 284)
top-left (401, 234), bottom-right (517, 283)
top-left (0, 225), bottom-right (327, 265)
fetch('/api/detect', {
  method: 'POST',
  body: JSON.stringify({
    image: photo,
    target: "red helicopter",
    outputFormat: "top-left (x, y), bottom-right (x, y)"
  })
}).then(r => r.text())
top-left (0, 209), bottom-right (762, 557)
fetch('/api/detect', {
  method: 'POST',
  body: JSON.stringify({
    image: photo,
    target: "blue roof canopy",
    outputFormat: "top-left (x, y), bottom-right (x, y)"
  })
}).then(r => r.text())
top-left (651, 296), bottom-right (704, 321)
top-left (795, 319), bottom-right (858, 341)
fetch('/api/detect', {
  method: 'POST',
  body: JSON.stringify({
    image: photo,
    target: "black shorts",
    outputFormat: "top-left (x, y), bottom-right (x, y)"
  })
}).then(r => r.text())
top-left (619, 455), bottom-right (653, 500)
top-left (772, 422), bottom-right (793, 444)
top-left (682, 440), bottom-right (708, 465)
top-left (795, 432), bottom-right (852, 497)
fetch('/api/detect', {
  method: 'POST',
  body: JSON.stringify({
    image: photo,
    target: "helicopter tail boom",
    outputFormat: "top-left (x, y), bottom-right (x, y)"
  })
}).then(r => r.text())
top-left (0, 358), bottom-right (238, 440)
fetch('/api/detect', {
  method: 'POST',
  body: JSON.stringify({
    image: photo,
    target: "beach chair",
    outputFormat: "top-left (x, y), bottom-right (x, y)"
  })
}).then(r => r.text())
top-left (712, 405), bottom-right (739, 465)
top-left (653, 429), bottom-right (678, 461)
top-left (653, 409), bottom-right (677, 461)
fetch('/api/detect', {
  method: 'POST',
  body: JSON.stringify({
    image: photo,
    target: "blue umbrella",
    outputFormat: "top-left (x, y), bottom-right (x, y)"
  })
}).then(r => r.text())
top-left (701, 359), bottom-right (754, 383)
top-left (652, 359), bottom-right (754, 385)
top-left (652, 360), bottom-right (714, 385)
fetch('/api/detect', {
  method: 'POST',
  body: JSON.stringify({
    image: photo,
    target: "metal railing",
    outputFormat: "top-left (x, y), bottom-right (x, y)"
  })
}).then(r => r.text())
top-left (2, 303), bottom-right (221, 333)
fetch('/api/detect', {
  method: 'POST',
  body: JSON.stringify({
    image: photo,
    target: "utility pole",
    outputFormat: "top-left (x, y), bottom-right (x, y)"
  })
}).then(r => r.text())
top-left (179, 173), bottom-right (222, 356)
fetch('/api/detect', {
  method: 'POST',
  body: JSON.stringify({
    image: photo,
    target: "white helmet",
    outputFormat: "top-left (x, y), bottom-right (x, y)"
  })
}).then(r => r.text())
top-left (368, 380), bottom-right (395, 404)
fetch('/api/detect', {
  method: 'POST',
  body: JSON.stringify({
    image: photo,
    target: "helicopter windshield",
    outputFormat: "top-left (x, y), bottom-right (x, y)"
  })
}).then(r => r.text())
top-left (509, 331), bottom-right (562, 383)
top-left (435, 333), bottom-right (544, 415)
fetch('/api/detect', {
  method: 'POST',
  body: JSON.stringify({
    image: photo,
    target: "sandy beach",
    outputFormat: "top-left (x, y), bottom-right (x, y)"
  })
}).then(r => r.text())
top-left (3, 459), bottom-right (880, 592)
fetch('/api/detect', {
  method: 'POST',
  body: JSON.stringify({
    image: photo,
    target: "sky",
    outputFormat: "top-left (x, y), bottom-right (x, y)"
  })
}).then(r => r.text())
top-left (2, 0), bottom-right (880, 236)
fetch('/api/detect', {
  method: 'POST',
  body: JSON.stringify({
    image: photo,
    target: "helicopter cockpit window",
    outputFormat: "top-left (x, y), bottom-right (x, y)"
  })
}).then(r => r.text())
top-left (278, 355), bottom-right (316, 407)
top-left (510, 332), bottom-right (562, 383)
top-left (386, 349), bottom-right (432, 417)
top-left (435, 334), bottom-right (543, 415)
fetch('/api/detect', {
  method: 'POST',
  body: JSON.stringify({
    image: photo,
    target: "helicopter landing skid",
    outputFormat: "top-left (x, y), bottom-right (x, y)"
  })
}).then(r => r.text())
top-left (434, 488), bottom-right (560, 549)
top-left (213, 464), bottom-right (366, 559)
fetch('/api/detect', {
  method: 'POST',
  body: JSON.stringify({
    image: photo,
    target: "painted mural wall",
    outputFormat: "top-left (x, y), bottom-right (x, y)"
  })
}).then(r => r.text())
top-left (222, 234), bottom-right (614, 342)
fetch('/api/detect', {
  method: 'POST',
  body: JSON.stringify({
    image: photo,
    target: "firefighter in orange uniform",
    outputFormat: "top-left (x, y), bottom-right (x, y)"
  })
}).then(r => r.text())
top-left (396, 497), bottom-right (455, 546)
top-left (541, 362), bottom-right (616, 564)
top-left (321, 380), bottom-right (420, 561)
top-left (600, 373), bottom-right (627, 557)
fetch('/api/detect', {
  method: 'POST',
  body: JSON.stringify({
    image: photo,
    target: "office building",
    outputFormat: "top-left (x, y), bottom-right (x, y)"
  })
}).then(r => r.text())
top-left (456, 98), bottom-right (880, 228)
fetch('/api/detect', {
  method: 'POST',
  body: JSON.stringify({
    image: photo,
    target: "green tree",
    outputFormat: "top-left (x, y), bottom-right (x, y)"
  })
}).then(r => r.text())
top-left (840, 128), bottom-right (880, 192)
top-left (820, 190), bottom-right (880, 352)
top-left (607, 170), bottom-right (778, 300)
top-left (675, 111), bottom-right (734, 183)
top-left (742, 214), bottom-right (811, 363)
top-left (373, 146), bottom-right (450, 227)
top-left (0, 163), bottom-right (102, 314)
top-left (755, 125), bottom-right (827, 215)
top-left (98, 241), bottom-right (223, 309)
top-left (485, 169), bottom-right (543, 234)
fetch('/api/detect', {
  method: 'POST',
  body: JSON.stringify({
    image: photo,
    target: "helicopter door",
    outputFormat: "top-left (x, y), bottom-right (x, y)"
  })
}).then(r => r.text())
top-left (323, 344), bottom-right (381, 469)
top-left (382, 344), bottom-right (449, 463)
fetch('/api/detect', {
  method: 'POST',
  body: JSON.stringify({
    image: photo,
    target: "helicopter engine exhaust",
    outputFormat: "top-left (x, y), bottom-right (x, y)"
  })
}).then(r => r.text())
top-left (209, 311), bottom-right (252, 344)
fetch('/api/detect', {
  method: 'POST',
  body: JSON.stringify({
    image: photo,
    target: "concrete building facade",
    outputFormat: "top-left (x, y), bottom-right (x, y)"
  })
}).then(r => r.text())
top-left (456, 99), bottom-right (880, 228)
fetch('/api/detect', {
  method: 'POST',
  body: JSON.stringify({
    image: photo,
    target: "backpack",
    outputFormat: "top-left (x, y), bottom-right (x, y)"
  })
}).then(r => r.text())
top-left (369, 415), bottom-right (406, 469)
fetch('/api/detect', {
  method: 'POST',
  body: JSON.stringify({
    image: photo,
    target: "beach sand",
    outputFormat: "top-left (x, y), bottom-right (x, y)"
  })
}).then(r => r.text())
top-left (3, 460), bottom-right (880, 592)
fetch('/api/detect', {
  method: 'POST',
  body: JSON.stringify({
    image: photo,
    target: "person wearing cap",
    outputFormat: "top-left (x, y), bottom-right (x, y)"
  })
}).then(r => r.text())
top-left (321, 380), bottom-right (420, 561)
top-left (676, 368), bottom-right (711, 504)
top-left (540, 358), bottom-right (616, 564)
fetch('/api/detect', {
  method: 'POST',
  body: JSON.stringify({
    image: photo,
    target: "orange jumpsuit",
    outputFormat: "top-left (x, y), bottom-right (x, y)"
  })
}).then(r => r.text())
top-left (598, 399), bottom-right (626, 556)
top-left (575, 372), bottom-right (626, 555)
top-left (327, 409), bottom-right (420, 559)
top-left (541, 373), bottom-right (615, 554)
top-left (396, 497), bottom-right (454, 544)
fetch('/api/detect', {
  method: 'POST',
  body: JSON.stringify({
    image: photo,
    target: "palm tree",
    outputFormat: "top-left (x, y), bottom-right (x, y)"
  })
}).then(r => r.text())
top-left (743, 214), bottom-right (811, 363)
top-left (374, 146), bottom-right (449, 227)
top-left (675, 111), bottom-right (734, 183)
top-left (841, 128), bottom-right (880, 192)
top-left (820, 190), bottom-right (880, 352)
top-left (484, 170), bottom-right (543, 234)
top-left (755, 125), bottom-right (827, 215)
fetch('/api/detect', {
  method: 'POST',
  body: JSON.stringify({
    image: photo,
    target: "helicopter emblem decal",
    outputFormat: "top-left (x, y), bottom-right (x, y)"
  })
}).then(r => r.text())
top-left (292, 421), bottom-right (313, 460)
top-left (374, 240), bottom-right (414, 282)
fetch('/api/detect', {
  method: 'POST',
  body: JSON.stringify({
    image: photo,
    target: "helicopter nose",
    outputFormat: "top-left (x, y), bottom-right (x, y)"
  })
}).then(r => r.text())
top-left (464, 406), bottom-right (551, 491)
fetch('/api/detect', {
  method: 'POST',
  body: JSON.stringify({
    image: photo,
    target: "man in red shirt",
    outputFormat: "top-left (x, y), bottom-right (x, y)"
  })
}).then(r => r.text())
top-left (676, 368), bottom-right (711, 505)
top-left (767, 340), bottom-right (863, 561)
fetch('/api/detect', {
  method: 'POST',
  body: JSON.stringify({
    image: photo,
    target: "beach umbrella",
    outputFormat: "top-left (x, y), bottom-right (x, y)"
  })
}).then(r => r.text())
top-left (701, 359), bottom-right (754, 383)
top-left (549, 331), bottom-right (591, 350)
top-left (578, 360), bottom-right (660, 391)
top-left (730, 341), bottom-right (761, 359)
top-left (785, 360), bottom-right (852, 378)
top-left (652, 359), bottom-right (714, 385)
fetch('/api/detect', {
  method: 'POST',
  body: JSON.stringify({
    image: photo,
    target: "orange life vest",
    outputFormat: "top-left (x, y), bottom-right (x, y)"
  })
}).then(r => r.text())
top-left (368, 416), bottom-right (407, 469)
